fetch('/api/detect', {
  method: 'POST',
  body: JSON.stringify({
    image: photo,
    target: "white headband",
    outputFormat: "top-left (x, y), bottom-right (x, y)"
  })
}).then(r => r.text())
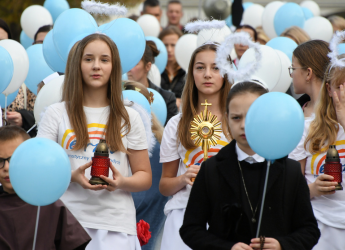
top-left (81, 0), bottom-right (127, 16)
top-left (328, 30), bottom-right (345, 72)
top-left (184, 20), bottom-right (226, 33)
top-left (215, 31), bottom-right (262, 83)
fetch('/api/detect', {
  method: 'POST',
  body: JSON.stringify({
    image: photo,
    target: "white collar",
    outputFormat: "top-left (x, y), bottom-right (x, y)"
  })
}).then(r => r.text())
top-left (236, 143), bottom-right (265, 164)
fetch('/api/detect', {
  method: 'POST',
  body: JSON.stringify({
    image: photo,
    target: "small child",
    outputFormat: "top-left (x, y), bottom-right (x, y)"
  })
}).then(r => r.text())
top-left (0, 125), bottom-right (91, 250)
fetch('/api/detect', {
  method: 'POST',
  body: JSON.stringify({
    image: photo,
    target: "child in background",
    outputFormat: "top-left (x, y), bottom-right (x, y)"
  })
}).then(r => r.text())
top-left (0, 125), bottom-right (91, 250)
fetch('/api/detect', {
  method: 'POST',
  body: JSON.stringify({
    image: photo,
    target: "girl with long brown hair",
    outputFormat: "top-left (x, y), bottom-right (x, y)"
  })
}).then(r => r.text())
top-left (289, 55), bottom-right (345, 249)
top-left (37, 33), bottom-right (152, 250)
top-left (159, 43), bottom-right (232, 250)
top-left (290, 40), bottom-right (330, 117)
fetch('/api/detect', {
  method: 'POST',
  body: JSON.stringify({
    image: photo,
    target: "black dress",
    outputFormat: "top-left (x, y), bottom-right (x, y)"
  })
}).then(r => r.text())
top-left (180, 140), bottom-right (320, 250)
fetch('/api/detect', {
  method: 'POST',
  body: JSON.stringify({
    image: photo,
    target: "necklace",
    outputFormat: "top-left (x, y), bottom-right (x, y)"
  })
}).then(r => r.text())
top-left (237, 159), bottom-right (259, 223)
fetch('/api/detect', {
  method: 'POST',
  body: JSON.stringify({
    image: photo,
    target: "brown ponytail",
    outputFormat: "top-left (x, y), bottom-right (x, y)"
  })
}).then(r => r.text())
top-left (142, 40), bottom-right (160, 65)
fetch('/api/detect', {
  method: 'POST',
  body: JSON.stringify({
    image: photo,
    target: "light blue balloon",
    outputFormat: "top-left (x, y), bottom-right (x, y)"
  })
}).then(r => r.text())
top-left (302, 7), bottom-right (314, 20)
top-left (146, 36), bottom-right (168, 74)
top-left (266, 37), bottom-right (298, 62)
top-left (53, 8), bottom-right (98, 62)
top-left (0, 46), bottom-right (14, 93)
top-left (25, 44), bottom-right (55, 95)
top-left (122, 90), bottom-right (151, 115)
top-left (122, 73), bottom-right (128, 80)
top-left (225, 15), bottom-right (232, 27)
top-left (99, 18), bottom-right (146, 74)
top-left (339, 44), bottom-right (345, 55)
top-left (44, 0), bottom-right (70, 23)
top-left (0, 89), bottom-right (19, 108)
top-left (43, 30), bottom-right (66, 73)
top-left (245, 92), bottom-right (304, 160)
top-left (274, 3), bottom-right (305, 36)
top-left (147, 88), bottom-right (167, 126)
top-left (9, 138), bottom-right (71, 206)
top-left (20, 31), bottom-right (34, 49)
top-left (243, 2), bottom-right (254, 10)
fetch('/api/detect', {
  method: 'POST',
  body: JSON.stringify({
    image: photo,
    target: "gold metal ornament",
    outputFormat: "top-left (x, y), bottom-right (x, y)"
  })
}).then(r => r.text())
top-left (189, 100), bottom-right (222, 181)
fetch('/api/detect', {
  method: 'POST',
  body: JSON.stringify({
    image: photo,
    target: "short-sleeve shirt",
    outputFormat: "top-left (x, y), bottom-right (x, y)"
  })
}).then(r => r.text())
top-left (160, 114), bottom-right (230, 215)
top-left (37, 102), bottom-right (147, 235)
top-left (289, 116), bottom-right (345, 229)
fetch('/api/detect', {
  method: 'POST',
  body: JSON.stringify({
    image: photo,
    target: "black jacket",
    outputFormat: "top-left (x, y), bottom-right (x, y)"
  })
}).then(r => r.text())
top-left (160, 68), bottom-right (186, 99)
top-left (180, 140), bottom-right (320, 250)
top-left (148, 79), bottom-right (178, 126)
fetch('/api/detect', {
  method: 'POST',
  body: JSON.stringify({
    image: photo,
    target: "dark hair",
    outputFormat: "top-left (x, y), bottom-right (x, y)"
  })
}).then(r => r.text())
top-left (0, 125), bottom-right (30, 142)
top-left (293, 40), bottom-right (330, 80)
top-left (168, 0), bottom-right (182, 6)
top-left (158, 25), bottom-right (183, 40)
top-left (236, 25), bottom-right (258, 42)
top-left (128, 14), bottom-right (139, 21)
top-left (34, 25), bottom-right (53, 41)
top-left (143, 0), bottom-right (160, 12)
top-left (226, 81), bottom-right (268, 114)
top-left (142, 40), bottom-right (160, 65)
top-left (0, 18), bottom-right (12, 39)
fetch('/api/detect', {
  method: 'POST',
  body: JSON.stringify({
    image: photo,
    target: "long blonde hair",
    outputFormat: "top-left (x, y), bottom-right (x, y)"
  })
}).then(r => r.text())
top-left (62, 33), bottom-right (130, 153)
top-left (305, 55), bottom-right (345, 153)
top-left (178, 44), bottom-right (232, 150)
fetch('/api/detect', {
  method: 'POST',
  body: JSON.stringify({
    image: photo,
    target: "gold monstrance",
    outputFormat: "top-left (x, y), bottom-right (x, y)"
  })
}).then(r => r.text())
top-left (190, 100), bottom-right (222, 179)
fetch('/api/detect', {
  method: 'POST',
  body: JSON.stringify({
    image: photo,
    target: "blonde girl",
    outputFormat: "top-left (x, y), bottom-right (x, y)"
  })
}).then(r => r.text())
top-left (289, 55), bottom-right (345, 249)
top-left (37, 33), bottom-right (152, 250)
top-left (159, 43), bottom-right (232, 250)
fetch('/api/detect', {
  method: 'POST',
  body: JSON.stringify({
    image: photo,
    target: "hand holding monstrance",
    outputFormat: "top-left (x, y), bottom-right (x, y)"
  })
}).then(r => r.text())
top-left (189, 100), bottom-right (222, 181)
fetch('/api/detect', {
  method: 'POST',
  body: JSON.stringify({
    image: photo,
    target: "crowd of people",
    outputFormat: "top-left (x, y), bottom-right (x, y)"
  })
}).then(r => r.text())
top-left (1, 0), bottom-right (345, 250)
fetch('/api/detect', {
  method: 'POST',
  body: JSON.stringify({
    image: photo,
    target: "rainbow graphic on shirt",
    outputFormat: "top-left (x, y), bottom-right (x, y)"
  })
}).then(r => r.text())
top-left (310, 140), bottom-right (345, 175)
top-left (61, 123), bottom-right (107, 150)
top-left (183, 139), bottom-right (228, 166)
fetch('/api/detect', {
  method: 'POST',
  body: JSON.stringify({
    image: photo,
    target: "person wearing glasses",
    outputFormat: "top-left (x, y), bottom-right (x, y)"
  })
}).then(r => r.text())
top-left (0, 125), bottom-right (91, 249)
top-left (289, 40), bottom-right (331, 118)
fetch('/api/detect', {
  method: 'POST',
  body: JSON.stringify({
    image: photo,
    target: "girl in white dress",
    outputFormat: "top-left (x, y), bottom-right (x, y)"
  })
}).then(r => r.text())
top-left (37, 33), bottom-right (152, 250)
top-left (289, 55), bottom-right (345, 250)
top-left (159, 43), bottom-right (232, 250)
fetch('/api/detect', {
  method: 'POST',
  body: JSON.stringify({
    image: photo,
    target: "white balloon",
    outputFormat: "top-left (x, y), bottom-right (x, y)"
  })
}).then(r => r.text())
top-left (237, 45), bottom-right (281, 91)
top-left (0, 39), bottom-right (29, 95)
top-left (175, 34), bottom-right (198, 72)
top-left (304, 16), bottom-right (333, 42)
top-left (148, 64), bottom-right (161, 87)
top-left (137, 14), bottom-right (160, 37)
top-left (242, 4), bottom-right (265, 28)
top-left (262, 1), bottom-right (284, 39)
top-left (34, 75), bottom-right (64, 124)
top-left (272, 50), bottom-right (291, 93)
top-left (20, 5), bottom-right (53, 39)
top-left (300, 1), bottom-right (320, 17)
top-left (197, 26), bottom-right (232, 47)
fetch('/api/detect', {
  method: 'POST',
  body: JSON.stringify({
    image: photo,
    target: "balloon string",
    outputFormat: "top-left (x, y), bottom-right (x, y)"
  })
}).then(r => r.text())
top-left (27, 124), bottom-right (37, 134)
top-left (4, 95), bottom-right (7, 120)
top-left (32, 206), bottom-right (40, 250)
top-left (256, 160), bottom-right (271, 238)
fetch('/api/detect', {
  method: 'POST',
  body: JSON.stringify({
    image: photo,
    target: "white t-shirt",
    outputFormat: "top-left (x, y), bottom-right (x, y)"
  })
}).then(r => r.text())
top-left (160, 114), bottom-right (230, 215)
top-left (289, 116), bottom-right (345, 229)
top-left (37, 102), bottom-right (147, 235)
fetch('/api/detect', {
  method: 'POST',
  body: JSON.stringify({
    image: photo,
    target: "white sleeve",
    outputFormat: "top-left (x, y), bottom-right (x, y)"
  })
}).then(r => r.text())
top-left (288, 119), bottom-right (311, 161)
top-left (36, 104), bottom-right (62, 143)
top-left (160, 114), bottom-right (181, 163)
top-left (126, 109), bottom-right (148, 150)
